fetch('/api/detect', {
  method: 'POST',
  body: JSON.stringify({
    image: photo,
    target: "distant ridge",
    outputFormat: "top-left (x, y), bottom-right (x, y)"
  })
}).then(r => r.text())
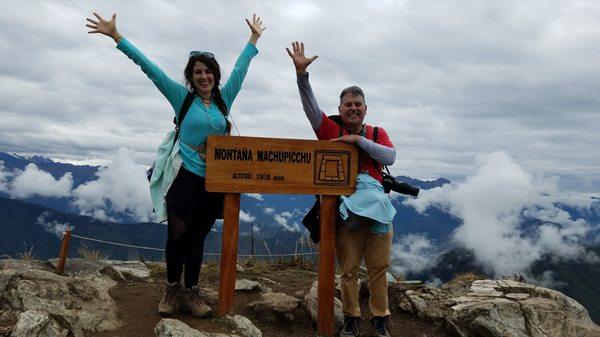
top-left (396, 175), bottom-right (450, 189)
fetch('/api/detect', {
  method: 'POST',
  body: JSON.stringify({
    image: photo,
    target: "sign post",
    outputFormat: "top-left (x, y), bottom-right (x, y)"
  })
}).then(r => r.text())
top-left (206, 135), bottom-right (358, 336)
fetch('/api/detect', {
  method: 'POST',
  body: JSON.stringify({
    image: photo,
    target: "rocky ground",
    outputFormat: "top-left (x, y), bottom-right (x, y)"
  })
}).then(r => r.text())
top-left (1, 258), bottom-right (599, 337)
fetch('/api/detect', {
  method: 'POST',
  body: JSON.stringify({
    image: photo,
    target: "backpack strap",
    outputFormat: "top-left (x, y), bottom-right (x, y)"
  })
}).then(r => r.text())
top-left (174, 92), bottom-right (195, 142)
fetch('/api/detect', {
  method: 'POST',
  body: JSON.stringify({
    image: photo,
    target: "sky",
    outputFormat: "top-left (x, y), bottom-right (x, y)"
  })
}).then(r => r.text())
top-left (1, 0), bottom-right (600, 191)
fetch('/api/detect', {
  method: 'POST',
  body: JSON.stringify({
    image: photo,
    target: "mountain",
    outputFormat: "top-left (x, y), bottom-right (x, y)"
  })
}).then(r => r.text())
top-left (0, 151), bottom-right (455, 239)
top-left (0, 196), bottom-right (315, 261)
top-left (0, 152), bottom-right (98, 188)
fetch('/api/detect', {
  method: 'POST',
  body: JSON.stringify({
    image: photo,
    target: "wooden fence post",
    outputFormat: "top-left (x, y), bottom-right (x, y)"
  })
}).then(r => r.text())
top-left (57, 229), bottom-right (71, 274)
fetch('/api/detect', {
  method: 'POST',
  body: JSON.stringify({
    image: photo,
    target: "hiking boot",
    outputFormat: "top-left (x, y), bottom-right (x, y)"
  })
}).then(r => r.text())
top-left (157, 281), bottom-right (182, 317)
top-left (371, 316), bottom-right (390, 337)
top-left (181, 286), bottom-right (213, 318)
top-left (340, 315), bottom-right (361, 336)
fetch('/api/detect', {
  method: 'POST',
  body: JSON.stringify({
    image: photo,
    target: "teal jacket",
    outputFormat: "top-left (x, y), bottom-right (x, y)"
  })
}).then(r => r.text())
top-left (116, 38), bottom-right (258, 222)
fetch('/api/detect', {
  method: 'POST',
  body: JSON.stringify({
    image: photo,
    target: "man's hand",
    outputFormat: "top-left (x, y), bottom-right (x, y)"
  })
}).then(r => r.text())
top-left (246, 14), bottom-right (266, 45)
top-left (286, 41), bottom-right (318, 75)
top-left (331, 135), bottom-right (362, 144)
top-left (86, 12), bottom-right (121, 43)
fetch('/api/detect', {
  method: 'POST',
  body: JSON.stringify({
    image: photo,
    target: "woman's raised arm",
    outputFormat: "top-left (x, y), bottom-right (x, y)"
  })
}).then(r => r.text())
top-left (246, 13), bottom-right (265, 46)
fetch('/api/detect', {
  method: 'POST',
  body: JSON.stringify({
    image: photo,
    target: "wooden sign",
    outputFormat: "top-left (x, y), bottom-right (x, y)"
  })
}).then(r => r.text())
top-left (205, 135), bottom-right (358, 336)
top-left (206, 135), bottom-right (359, 195)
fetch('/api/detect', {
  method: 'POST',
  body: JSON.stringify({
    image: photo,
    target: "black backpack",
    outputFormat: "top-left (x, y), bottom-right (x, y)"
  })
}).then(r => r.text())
top-left (146, 92), bottom-right (195, 181)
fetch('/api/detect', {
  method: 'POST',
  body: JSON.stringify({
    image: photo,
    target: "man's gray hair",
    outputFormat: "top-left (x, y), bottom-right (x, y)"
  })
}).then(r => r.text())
top-left (339, 86), bottom-right (365, 102)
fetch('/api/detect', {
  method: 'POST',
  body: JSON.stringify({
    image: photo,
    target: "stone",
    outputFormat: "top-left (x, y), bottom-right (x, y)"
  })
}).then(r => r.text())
top-left (450, 298), bottom-right (529, 337)
top-left (154, 318), bottom-right (210, 337)
top-left (505, 293), bottom-right (530, 300)
top-left (223, 315), bottom-right (262, 337)
top-left (303, 280), bottom-right (344, 329)
top-left (398, 280), bottom-right (423, 286)
top-left (389, 278), bottom-right (600, 337)
top-left (10, 310), bottom-right (69, 337)
top-left (247, 293), bottom-right (300, 321)
top-left (0, 261), bottom-right (121, 337)
top-left (519, 297), bottom-right (600, 337)
top-left (102, 260), bottom-right (151, 279)
top-left (234, 279), bottom-right (271, 293)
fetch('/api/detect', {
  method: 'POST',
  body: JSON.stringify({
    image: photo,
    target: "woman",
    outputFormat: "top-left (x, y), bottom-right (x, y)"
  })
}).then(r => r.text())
top-left (86, 12), bottom-right (265, 318)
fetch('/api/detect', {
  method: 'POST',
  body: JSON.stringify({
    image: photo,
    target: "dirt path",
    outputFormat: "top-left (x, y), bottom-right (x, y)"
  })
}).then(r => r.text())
top-left (90, 267), bottom-right (455, 337)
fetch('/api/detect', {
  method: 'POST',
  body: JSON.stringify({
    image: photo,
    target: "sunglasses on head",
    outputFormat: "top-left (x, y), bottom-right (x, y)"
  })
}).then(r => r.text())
top-left (189, 51), bottom-right (215, 59)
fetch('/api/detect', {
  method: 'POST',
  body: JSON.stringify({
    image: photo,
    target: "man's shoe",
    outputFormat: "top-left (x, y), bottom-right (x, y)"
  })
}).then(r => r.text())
top-left (371, 316), bottom-right (390, 337)
top-left (340, 315), bottom-right (361, 336)
top-left (181, 286), bottom-right (213, 318)
top-left (157, 281), bottom-right (182, 317)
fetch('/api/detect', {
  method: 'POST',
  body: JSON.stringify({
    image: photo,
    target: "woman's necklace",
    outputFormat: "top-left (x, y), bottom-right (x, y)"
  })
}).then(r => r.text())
top-left (200, 96), bottom-right (212, 107)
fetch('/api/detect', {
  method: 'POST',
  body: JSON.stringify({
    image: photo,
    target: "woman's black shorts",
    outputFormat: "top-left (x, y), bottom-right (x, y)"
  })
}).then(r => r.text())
top-left (166, 167), bottom-right (224, 224)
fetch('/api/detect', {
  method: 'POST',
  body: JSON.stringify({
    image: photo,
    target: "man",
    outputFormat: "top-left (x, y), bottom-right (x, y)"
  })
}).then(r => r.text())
top-left (287, 41), bottom-right (396, 337)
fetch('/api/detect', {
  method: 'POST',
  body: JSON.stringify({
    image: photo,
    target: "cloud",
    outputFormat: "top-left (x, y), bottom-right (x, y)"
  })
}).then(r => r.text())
top-left (245, 193), bottom-right (264, 201)
top-left (239, 209), bottom-right (255, 223)
top-left (404, 152), bottom-right (594, 276)
top-left (10, 163), bottom-right (73, 198)
top-left (71, 147), bottom-right (153, 221)
top-left (0, 161), bottom-right (11, 193)
top-left (36, 211), bottom-right (73, 238)
top-left (263, 207), bottom-right (275, 215)
top-left (535, 270), bottom-right (567, 289)
top-left (391, 234), bottom-right (440, 276)
top-left (273, 211), bottom-right (301, 232)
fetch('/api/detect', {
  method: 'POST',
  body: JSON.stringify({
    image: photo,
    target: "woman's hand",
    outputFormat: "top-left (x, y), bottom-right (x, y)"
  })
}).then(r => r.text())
top-left (286, 41), bottom-right (318, 75)
top-left (86, 12), bottom-right (121, 43)
top-left (332, 135), bottom-right (362, 144)
top-left (246, 14), bottom-right (265, 45)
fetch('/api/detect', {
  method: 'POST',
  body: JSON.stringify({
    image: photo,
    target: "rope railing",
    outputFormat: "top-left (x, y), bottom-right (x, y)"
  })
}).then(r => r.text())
top-left (61, 231), bottom-right (317, 261)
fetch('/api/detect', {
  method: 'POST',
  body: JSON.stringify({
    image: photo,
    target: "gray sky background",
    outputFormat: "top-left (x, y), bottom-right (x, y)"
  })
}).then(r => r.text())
top-left (1, 0), bottom-right (599, 190)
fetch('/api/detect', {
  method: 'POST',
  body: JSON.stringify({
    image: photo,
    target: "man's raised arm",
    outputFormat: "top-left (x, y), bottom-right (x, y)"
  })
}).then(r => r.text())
top-left (287, 42), bottom-right (322, 131)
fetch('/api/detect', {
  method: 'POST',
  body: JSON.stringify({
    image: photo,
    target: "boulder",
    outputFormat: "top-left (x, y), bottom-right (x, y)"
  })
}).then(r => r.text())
top-left (393, 279), bottom-right (600, 337)
top-left (154, 318), bottom-right (243, 337)
top-left (223, 315), bottom-right (262, 337)
top-left (234, 279), bottom-right (271, 293)
top-left (10, 310), bottom-right (69, 337)
top-left (154, 318), bottom-right (210, 337)
top-left (303, 280), bottom-right (344, 330)
top-left (247, 292), bottom-right (301, 321)
top-left (0, 260), bottom-right (121, 337)
top-left (102, 260), bottom-right (151, 279)
top-left (47, 258), bottom-right (152, 283)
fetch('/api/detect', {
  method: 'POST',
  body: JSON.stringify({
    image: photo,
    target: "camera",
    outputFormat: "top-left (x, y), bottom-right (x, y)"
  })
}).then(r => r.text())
top-left (382, 171), bottom-right (420, 196)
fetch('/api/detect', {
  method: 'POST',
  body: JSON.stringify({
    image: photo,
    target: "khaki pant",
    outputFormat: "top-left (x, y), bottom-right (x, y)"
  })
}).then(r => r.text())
top-left (336, 222), bottom-right (392, 317)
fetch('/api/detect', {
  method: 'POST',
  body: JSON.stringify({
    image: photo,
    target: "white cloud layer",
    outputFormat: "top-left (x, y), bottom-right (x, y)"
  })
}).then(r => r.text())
top-left (404, 152), bottom-right (595, 276)
top-left (0, 161), bottom-right (11, 193)
top-left (391, 234), bottom-right (439, 276)
top-left (239, 210), bottom-right (255, 223)
top-left (36, 211), bottom-right (73, 238)
top-left (71, 147), bottom-right (153, 221)
top-left (245, 193), bottom-right (264, 201)
top-left (10, 164), bottom-right (73, 198)
top-left (273, 211), bottom-right (301, 232)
